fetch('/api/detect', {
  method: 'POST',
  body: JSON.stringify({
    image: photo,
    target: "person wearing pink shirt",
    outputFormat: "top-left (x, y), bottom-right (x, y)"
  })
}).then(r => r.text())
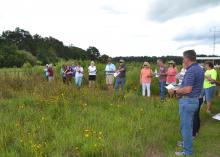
top-left (166, 60), bottom-right (178, 85)
top-left (140, 62), bottom-right (153, 97)
top-left (167, 60), bottom-right (178, 97)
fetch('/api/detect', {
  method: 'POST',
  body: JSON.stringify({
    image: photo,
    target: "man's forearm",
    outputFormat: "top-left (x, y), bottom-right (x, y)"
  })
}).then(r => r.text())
top-left (214, 80), bottom-right (220, 86)
top-left (176, 86), bottom-right (192, 95)
top-left (119, 68), bottom-right (125, 72)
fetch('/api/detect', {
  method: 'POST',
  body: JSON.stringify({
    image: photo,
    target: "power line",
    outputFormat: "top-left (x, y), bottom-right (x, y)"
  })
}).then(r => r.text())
top-left (210, 26), bottom-right (220, 55)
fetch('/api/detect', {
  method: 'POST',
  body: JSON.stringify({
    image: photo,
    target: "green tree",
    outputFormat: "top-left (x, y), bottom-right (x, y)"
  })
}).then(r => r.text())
top-left (2, 27), bottom-right (34, 52)
top-left (86, 46), bottom-right (100, 60)
top-left (17, 50), bottom-right (37, 66)
top-left (99, 54), bottom-right (109, 63)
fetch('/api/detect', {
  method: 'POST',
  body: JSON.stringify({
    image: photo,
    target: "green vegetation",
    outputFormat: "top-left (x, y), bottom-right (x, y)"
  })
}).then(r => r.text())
top-left (0, 28), bottom-right (105, 67)
top-left (1, 27), bottom-right (219, 68)
top-left (0, 64), bottom-right (219, 157)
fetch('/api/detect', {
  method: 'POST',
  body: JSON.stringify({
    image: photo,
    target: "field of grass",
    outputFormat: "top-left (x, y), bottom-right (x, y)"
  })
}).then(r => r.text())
top-left (0, 64), bottom-right (220, 157)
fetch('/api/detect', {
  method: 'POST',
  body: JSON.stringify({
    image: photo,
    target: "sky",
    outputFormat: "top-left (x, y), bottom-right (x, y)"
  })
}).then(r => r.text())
top-left (1, 0), bottom-right (220, 57)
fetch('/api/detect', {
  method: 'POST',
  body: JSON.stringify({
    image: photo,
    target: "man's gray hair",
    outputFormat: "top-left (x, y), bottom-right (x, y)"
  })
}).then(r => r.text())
top-left (183, 50), bottom-right (196, 62)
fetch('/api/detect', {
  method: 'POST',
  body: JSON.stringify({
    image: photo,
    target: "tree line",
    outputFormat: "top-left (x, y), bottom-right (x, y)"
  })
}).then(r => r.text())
top-left (0, 27), bottom-right (219, 68)
top-left (0, 27), bottom-right (109, 67)
top-left (114, 54), bottom-right (220, 65)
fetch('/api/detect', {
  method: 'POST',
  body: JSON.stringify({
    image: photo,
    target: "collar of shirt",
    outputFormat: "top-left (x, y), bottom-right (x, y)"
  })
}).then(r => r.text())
top-left (186, 62), bottom-right (197, 70)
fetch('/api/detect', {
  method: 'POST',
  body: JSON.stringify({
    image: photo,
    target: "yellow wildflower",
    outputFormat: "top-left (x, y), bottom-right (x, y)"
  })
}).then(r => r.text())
top-left (84, 133), bottom-right (89, 138)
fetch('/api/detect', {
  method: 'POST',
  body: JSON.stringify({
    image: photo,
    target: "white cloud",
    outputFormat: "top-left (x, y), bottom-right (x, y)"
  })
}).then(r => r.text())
top-left (0, 0), bottom-right (220, 57)
top-left (147, 0), bottom-right (220, 22)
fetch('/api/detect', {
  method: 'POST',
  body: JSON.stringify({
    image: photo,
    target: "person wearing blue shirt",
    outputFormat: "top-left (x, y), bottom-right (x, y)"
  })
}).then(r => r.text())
top-left (105, 58), bottom-right (116, 91)
top-left (169, 50), bottom-right (204, 156)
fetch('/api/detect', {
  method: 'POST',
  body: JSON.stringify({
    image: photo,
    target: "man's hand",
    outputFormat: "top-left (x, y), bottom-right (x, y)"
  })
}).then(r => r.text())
top-left (207, 77), bottom-right (216, 84)
top-left (168, 89), bottom-right (175, 95)
top-left (168, 88), bottom-right (181, 98)
top-left (175, 88), bottom-right (182, 98)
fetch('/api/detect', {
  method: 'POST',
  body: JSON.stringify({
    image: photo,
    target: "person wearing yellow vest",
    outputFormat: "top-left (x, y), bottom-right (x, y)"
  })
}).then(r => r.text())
top-left (203, 61), bottom-right (217, 113)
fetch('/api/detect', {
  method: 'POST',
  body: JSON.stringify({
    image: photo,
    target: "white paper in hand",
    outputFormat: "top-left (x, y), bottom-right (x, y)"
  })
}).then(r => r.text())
top-left (212, 113), bottom-right (220, 121)
top-left (114, 72), bottom-right (120, 77)
top-left (165, 84), bottom-right (177, 90)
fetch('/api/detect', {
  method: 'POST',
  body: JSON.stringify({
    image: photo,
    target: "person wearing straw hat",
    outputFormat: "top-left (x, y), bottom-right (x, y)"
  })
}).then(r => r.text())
top-left (167, 60), bottom-right (178, 97)
top-left (167, 60), bottom-right (177, 85)
top-left (140, 62), bottom-right (153, 97)
top-left (114, 59), bottom-right (126, 96)
top-left (88, 61), bottom-right (97, 88)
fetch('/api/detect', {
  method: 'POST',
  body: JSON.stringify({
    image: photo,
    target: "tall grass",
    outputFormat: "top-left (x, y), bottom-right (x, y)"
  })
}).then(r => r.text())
top-left (0, 64), bottom-right (220, 157)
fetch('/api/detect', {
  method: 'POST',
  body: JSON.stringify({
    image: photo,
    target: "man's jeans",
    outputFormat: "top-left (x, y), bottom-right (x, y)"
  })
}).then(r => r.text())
top-left (114, 77), bottom-right (126, 95)
top-left (159, 81), bottom-right (166, 100)
top-left (179, 98), bottom-right (199, 155)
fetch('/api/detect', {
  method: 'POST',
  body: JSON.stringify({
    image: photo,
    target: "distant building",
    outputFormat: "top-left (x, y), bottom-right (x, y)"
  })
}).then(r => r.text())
top-left (197, 57), bottom-right (220, 66)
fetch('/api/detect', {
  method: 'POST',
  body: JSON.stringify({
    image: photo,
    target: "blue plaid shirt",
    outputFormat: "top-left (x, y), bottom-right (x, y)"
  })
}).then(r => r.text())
top-left (181, 63), bottom-right (204, 98)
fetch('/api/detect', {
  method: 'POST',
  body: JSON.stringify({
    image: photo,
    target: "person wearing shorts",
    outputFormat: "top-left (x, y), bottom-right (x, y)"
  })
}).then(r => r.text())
top-left (106, 75), bottom-right (114, 85)
top-left (88, 61), bottom-right (97, 88)
top-left (105, 58), bottom-right (116, 91)
top-left (203, 61), bottom-right (217, 113)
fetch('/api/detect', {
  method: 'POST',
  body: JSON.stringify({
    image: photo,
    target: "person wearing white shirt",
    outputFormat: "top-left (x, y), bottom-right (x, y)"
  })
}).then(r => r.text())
top-left (74, 62), bottom-right (84, 87)
top-left (176, 63), bottom-right (187, 86)
top-left (105, 58), bottom-right (116, 91)
top-left (88, 61), bottom-right (97, 88)
top-left (44, 64), bottom-right (49, 81)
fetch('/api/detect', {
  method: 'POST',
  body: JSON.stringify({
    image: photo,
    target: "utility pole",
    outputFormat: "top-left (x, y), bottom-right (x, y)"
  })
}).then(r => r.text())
top-left (210, 26), bottom-right (220, 56)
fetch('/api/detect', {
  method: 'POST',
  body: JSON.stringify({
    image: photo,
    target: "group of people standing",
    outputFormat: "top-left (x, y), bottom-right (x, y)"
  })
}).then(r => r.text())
top-left (44, 57), bottom-right (218, 107)
top-left (139, 59), bottom-right (178, 98)
top-left (60, 62), bottom-right (89, 87)
top-left (156, 58), bottom-right (218, 113)
top-left (167, 50), bottom-right (219, 156)
top-left (43, 50), bottom-right (219, 156)
top-left (60, 61), bottom-right (98, 88)
top-left (45, 58), bottom-right (127, 95)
